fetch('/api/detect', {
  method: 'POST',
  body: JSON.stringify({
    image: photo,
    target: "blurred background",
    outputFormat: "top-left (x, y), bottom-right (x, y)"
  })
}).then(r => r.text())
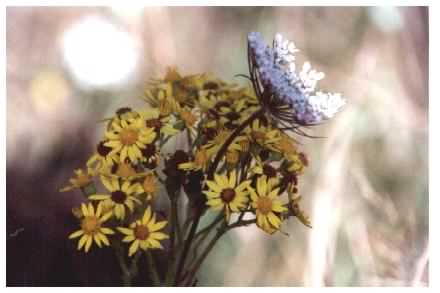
top-left (6, 6), bottom-right (428, 286)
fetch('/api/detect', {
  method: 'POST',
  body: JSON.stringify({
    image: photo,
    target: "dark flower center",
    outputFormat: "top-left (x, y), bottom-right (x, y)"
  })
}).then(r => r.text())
top-left (215, 101), bottom-right (230, 110)
top-left (203, 81), bottom-right (219, 90)
top-left (116, 107), bottom-right (132, 116)
top-left (226, 111), bottom-right (240, 121)
top-left (299, 152), bottom-right (308, 166)
top-left (111, 190), bottom-right (127, 204)
top-left (221, 188), bottom-right (236, 203)
top-left (263, 164), bottom-right (277, 178)
top-left (97, 141), bottom-right (112, 156)
top-left (146, 118), bottom-right (162, 131)
top-left (142, 144), bottom-right (156, 158)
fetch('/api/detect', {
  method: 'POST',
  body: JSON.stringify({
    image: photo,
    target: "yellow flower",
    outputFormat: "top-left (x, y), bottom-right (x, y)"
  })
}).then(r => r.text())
top-left (286, 151), bottom-right (308, 174)
top-left (87, 141), bottom-right (119, 172)
top-left (290, 194), bottom-right (312, 228)
top-left (179, 148), bottom-right (210, 171)
top-left (275, 133), bottom-right (297, 156)
top-left (117, 206), bottom-right (169, 256)
top-left (68, 203), bottom-right (114, 253)
top-left (245, 119), bottom-right (281, 150)
top-left (177, 106), bottom-right (199, 129)
top-left (110, 162), bottom-right (138, 178)
top-left (203, 170), bottom-right (250, 221)
top-left (140, 107), bottom-right (179, 136)
top-left (99, 162), bottom-right (148, 181)
top-left (104, 118), bottom-right (156, 163)
top-left (203, 129), bottom-right (242, 158)
top-left (250, 176), bottom-right (287, 234)
top-left (89, 176), bottom-right (142, 220)
top-left (225, 149), bottom-right (240, 165)
top-left (60, 168), bottom-right (95, 192)
top-left (142, 173), bottom-right (158, 201)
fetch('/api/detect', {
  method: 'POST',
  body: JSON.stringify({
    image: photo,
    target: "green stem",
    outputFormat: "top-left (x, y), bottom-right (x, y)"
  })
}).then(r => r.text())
top-left (164, 198), bottom-right (178, 285)
top-left (194, 213), bottom-right (224, 241)
top-left (182, 218), bottom-right (257, 286)
top-left (174, 210), bottom-right (201, 285)
top-left (113, 241), bottom-right (131, 286)
top-left (189, 214), bottom-right (225, 267)
top-left (146, 250), bottom-right (161, 286)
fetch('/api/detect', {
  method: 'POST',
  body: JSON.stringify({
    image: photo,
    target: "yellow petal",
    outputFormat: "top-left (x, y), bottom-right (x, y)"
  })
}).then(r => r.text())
top-left (148, 220), bottom-right (167, 232)
top-left (142, 206), bottom-right (152, 225)
top-left (100, 211), bottom-right (113, 223)
top-left (120, 146), bottom-right (128, 163)
top-left (89, 194), bottom-right (110, 200)
top-left (203, 190), bottom-right (220, 199)
top-left (122, 235), bottom-right (135, 242)
top-left (267, 212), bottom-right (281, 228)
top-left (147, 238), bottom-right (163, 249)
top-left (117, 227), bottom-right (134, 235)
top-left (78, 235), bottom-right (88, 250)
top-left (100, 227), bottom-right (115, 235)
top-left (112, 177), bottom-right (120, 190)
top-left (268, 188), bottom-right (280, 199)
top-left (97, 232), bottom-right (110, 246)
top-left (128, 240), bottom-right (140, 256)
top-left (206, 180), bottom-right (221, 193)
top-left (228, 170), bottom-right (237, 188)
top-left (207, 198), bottom-right (222, 207)
top-left (69, 230), bottom-right (84, 239)
top-left (81, 203), bottom-right (89, 217)
top-left (94, 234), bottom-right (102, 248)
top-left (150, 232), bottom-right (169, 240)
top-left (100, 175), bottom-right (114, 192)
top-left (96, 203), bottom-right (102, 218)
top-left (84, 236), bottom-right (93, 252)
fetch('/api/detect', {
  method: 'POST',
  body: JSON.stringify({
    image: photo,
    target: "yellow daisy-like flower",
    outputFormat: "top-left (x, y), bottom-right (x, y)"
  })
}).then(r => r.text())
top-left (99, 162), bottom-right (148, 182)
top-left (290, 194), bottom-right (312, 228)
top-left (60, 168), bottom-right (95, 192)
top-left (275, 133), bottom-right (297, 156)
top-left (86, 141), bottom-right (119, 172)
top-left (104, 118), bottom-right (156, 163)
top-left (68, 203), bottom-right (114, 252)
top-left (203, 170), bottom-right (250, 221)
top-left (177, 106), bottom-right (199, 130)
top-left (117, 206), bottom-right (169, 257)
top-left (203, 129), bottom-right (242, 158)
top-left (245, 119), bottom-right (281, 150)
top-left (225, 149), bottom-right (240, 166)
top-left (140, 107), bottom-right (179, 137)
top-left (250, 175), bottom-right (287, 234)
top-left (178, 148), bottom-right (210, 171)
top-left (89, 176), bottom-right (142, 220)
top-left (142, 173), bottom-right (158, 201)
top-left (286, 151), bottom-right (308, 174)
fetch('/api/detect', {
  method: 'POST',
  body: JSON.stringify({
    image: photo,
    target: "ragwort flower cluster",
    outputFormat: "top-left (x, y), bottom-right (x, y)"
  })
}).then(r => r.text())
top-left (60, 31), bottom-right (343, 286)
